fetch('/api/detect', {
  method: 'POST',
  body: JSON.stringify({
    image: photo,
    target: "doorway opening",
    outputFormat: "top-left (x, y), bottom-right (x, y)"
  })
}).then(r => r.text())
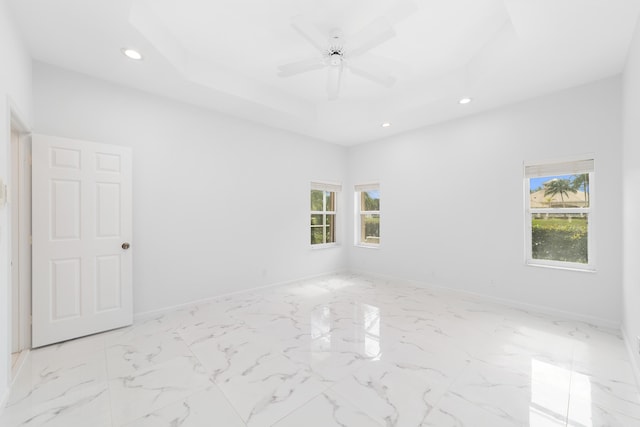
top-left (9, 109), bottom-right (32, 380)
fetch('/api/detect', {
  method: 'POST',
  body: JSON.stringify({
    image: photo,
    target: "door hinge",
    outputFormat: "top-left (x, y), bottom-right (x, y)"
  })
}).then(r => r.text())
top-left (29, 314), bottom-right (32, 325)
top-left (27, 154), bottom-right (32, 166)
top-left (29, 235), bottom-right (32, 245)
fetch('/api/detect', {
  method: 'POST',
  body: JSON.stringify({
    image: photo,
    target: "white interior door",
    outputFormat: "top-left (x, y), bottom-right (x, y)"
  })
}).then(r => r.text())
top-left (32, 134), bottom-right (133, 348)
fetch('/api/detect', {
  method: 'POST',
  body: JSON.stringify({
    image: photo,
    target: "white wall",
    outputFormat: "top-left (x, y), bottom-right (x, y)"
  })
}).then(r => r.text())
top-left (623, 18), bottom-right (640, 382)
top-left (0, 0), bottom-right (33, 403)
top-left (33, 63), bottom-right (347, 314)
top-left (347, 77), bottom-right (623, 326)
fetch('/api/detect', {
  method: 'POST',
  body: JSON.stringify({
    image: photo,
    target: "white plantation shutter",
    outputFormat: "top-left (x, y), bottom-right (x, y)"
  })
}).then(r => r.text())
top-left (311, 181), bottom-right (342, 192)
top-left (525, 159), bottom-right (594, 178)
top-left (354, 183), bottom-right (380, 192)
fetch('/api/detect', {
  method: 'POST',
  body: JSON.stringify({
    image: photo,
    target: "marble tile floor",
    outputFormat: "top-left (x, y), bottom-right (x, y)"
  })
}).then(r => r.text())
top-left (2, 273), bottom-right (639, 426)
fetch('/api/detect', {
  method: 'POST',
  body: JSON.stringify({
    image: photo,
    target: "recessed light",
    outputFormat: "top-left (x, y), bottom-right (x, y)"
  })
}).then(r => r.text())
top-left (122, 48), bottom-right (143, 61)
top-left (382, 122), bottom-right (391, 128)
top-left (459, 97), bottom-right (472, 105)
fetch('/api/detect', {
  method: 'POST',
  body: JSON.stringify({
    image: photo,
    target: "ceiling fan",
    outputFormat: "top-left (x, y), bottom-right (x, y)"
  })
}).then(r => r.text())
top-left (278, 1), bottom-right (419, 100)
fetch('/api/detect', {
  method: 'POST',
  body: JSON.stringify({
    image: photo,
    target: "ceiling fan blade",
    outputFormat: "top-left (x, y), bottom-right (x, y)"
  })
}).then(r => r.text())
top-left (347, 17), bottom-right (396, 58)
top-left (278, 58), bottom-right (325, 77)
top-left (291, 15), bottom-right (328, 53)
top-left (465, 18), bottom-right (518, 85)
top-left (348, 53), bottom-right (396, 87)
top-left (385, 0), bottom-right (420, 26)
top-left (349, 64), bottom-right (396, 88)
top-left (347, 0), bottom-right (418, 58)
top-left (327, 65), bottom-right (343, 100)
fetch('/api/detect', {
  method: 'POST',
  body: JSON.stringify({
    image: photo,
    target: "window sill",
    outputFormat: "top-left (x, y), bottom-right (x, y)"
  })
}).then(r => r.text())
top-left (526, 262), bottom-right (596, 273)
top-left (310, 243), bottom-right (340, 250)
top-left (354, 244), bottom-right (380, 250)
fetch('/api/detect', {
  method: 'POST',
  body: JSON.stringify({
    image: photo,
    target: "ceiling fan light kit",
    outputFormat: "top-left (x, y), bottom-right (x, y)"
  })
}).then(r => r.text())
top-left (329, 52), bottom-right (343, 67)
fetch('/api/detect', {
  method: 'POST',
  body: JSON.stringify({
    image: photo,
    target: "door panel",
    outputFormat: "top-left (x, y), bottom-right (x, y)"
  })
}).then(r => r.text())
top-left (32, 134), bottom-right (133, 348)
top-left (96, 255), bottom-right (121, 312)
top-left (50, 258), bottom-right (81, 320)
top-left (96, 182), bottom-right (121, 237)
top-left (50, 147), bottom-right (81, 169)
top-left (51, 179), bottom-right (81, 240)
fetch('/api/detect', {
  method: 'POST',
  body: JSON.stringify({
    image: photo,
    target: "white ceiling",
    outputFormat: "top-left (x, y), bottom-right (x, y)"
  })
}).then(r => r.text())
top-left (8, 0), bottom-right (640, 145)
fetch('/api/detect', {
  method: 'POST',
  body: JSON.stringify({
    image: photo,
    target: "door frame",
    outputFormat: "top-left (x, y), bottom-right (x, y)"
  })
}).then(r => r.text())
top-left (8, 99), bottom-right (32, 373)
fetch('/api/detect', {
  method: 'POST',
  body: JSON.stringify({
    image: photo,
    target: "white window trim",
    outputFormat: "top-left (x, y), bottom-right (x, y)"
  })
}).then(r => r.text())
top-left (311, 182), bottom-right (340, 247)
top-left (523, 159), bottom-right (595, 271)
top-left (311, 181), bottom-right (342, 193)
top-left (355, 183), bottom-right (380, 248)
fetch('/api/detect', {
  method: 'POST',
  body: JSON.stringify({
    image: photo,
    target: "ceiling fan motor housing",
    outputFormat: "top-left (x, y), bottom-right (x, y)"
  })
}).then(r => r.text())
top-left (329, 51), bottom-right (343, 66)
top-left (328, 29), bottom-right (344, 66)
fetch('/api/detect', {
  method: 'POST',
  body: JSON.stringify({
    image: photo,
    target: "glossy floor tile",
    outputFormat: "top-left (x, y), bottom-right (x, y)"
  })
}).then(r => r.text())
top-left (2, 274), bottom-right (639, 426)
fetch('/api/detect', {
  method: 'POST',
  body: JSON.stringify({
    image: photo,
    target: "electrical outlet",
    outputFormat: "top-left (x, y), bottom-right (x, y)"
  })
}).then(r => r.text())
top-left (637, 336), bottom-right (640, 355)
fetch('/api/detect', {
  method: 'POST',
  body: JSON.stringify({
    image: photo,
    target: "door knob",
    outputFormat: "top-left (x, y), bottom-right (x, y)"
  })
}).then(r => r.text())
top-left (122, 242), bottom-right (130, 250)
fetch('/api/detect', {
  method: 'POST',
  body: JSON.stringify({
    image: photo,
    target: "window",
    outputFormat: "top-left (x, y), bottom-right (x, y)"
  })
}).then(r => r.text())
top-left (310, 182), bottom-right (340, 246)
top-left (355, 183), bottom-right (380, 246)
top-left (524, 159), bottom-right (594, 270)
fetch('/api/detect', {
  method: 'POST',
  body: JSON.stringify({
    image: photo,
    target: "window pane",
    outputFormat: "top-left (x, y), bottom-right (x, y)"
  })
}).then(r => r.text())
top-left (311, 190), bottom-right (324, 211)
top-left (325, 191), bottom-right (335, 211)
top-left (530, 174), bottom-right (590, 208)
top-left (311, 227), bottom-right (324, 245)
top-left (311, 189), bottom-right (337, 245)
top-left (360, 214), bottom-right (380, 244)
top-left (326, 215), bottom-right (335, 243)
top-left (532, 213), bottom-right (588, 263)
top-left (311, 214), bottom-right (323, 226)
top-left (361, 190), bottom-right (380, 211)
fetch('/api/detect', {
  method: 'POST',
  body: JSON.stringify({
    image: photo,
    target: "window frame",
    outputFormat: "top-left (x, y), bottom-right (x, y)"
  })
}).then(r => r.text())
top-left (355, 183), bottom-right (380, 248)
top-left (310, 182), bottom-right (341, 247)
top-left (524, 159), bottom-right (595, 271)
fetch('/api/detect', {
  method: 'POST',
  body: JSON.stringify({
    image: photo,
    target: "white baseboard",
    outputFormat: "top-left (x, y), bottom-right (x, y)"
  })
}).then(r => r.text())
top-left (0, 349), bottom-right (29, 415)
top-left (0, 386), bottom-right (8, 415)
top-left (133, 268), bottom-right (619, 331)
top-left (456, 287), bottom-right (619, 330)
top-left (622, 326), bottom-right (640, 391)
top-left (350, 270), bottom-right (620, 330)
top-left (134, 269), bottom-right (348, 320)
